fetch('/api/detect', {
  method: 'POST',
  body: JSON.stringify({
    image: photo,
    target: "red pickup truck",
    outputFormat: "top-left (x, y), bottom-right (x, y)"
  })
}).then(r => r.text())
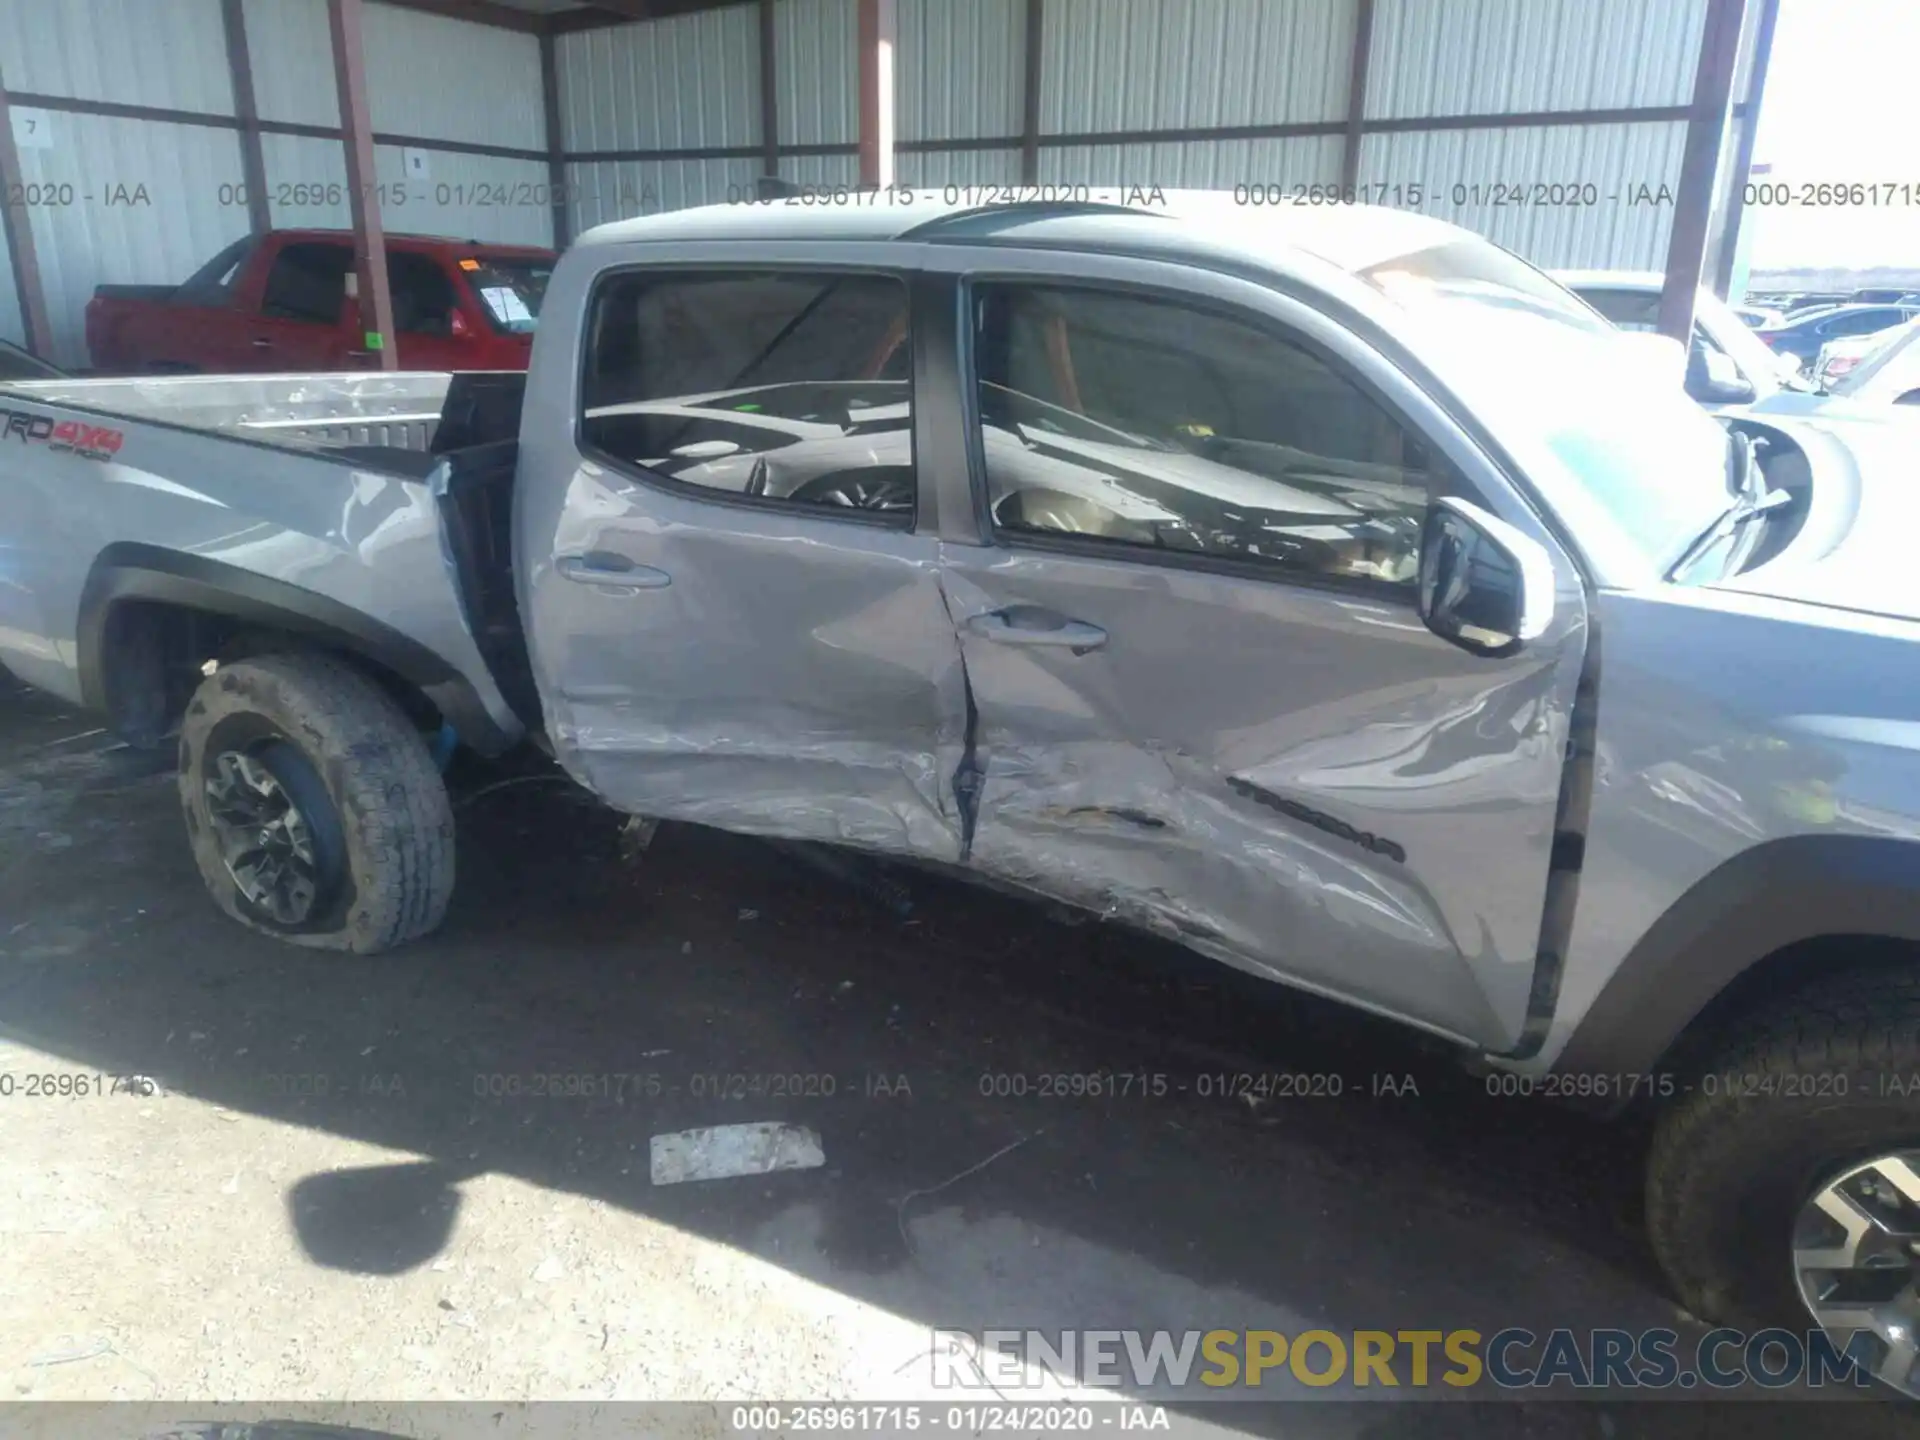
top-left (85, 229), bottom-right (553, 374)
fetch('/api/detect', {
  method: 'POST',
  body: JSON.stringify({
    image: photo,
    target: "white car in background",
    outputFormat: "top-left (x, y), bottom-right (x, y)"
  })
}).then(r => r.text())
top-left (1825, 317), bottom-right (1920, 407)
top-left (1554, 269), bottom-right (1812, 410)
top-left (1812, 332), bottom-right (1886, 390)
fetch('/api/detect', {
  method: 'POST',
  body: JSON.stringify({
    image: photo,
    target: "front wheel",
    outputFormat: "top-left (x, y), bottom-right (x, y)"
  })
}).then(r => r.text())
top-left (1646, 966), bottom-right (1920, 1395)
top-left (178, 653), bottom-right (454, 953)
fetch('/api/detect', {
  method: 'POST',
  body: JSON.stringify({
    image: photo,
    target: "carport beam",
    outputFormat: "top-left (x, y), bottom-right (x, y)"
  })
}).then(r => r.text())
top-left (1657, 0), bottom-right (1747, 344)
top-left (857, 0), bottom-right (896, 189)
top-left (759, 0), bottom-right (781, 179)
top-left (1340, 0), bottom-right (1376, 192)
top-left (328, 0), bottom-right (398, 371)
top-left (540, 31), bottom-right (570, 249)
top-left (0, 70), bottom-right (54, 360)
top-left (221, 0), bottom-right (272, 237)
top-left (1711, 0), bottom-right (1779, 298)
top-left (1019, 0), bottom-right (1043, 184)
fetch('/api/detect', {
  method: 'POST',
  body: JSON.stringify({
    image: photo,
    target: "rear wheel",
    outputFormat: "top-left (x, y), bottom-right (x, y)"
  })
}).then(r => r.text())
top-left (178, 653), bottom-right (454, 953)
top-left (1646, 966), bottom-right (1920, 1395)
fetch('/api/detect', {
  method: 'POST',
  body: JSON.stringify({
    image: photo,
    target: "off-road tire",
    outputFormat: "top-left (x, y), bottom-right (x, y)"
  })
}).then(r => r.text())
top-left (1646, 966), bottom-right (1920, 1329)
top-left (178, 653), bottom-right (454, 953)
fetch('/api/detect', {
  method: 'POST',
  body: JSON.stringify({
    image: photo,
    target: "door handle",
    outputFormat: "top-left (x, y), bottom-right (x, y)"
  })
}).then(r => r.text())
top-left (965, 605), bottom-right (1107, 652)
top-left (250, 338), bottom-right (273, 348)
top-left (556, 553), bottom-right (672, 589)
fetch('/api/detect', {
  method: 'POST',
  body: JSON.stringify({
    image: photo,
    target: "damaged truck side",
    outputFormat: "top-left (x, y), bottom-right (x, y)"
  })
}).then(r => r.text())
top-left (6, 198), bottom-right (1920, 1390)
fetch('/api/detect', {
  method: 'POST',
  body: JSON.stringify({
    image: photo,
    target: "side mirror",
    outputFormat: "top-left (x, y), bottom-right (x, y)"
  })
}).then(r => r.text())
top-left (1686, 344), bottom-right (1757, 405)
top-left (1418, 497), bottom-right (1557, 658)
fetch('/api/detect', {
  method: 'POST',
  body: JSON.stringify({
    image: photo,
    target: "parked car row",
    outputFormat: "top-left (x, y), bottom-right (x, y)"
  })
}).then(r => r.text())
top-left (1750, 301), bottom-right (1920, 369)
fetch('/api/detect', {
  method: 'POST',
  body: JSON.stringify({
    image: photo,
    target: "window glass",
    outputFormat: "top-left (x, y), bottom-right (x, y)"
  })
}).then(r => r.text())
top-left (260, 243), bottom-right (351, 325)
top-left (467, 256), bottom-right (550, 333)
top-left (1828, 308), bottom-right (1902, 337)
top-left (581, 271), bottom-right (914, 519)
top-left (387, 250), bottom-right (458, 336)
top-left (972, 284), bottom-right (1433, 590)
top-left (1581, 289), bottom-right (1660, 332)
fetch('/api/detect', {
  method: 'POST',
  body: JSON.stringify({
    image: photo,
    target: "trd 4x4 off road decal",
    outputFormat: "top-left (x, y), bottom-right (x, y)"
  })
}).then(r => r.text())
top-left (1, 409), bottom-right (124, 461)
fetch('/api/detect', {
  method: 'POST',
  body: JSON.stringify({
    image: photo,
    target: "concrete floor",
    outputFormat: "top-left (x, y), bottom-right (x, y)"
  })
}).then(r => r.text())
top-left (0, 670), bottom-right (1907, 1439)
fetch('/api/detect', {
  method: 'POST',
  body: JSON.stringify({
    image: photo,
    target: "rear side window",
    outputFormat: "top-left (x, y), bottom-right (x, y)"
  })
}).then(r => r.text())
top-left (581, 270), bottom-right (914, 523)
top-left (971, 283), bottom-right (1435, 592)
top-left (260, 242), bottom-right (351, 325)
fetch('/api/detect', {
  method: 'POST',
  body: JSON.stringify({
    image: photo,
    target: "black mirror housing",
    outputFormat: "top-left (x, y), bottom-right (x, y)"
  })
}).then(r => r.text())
top-left (1418, 497), bottom-right (1555, 658)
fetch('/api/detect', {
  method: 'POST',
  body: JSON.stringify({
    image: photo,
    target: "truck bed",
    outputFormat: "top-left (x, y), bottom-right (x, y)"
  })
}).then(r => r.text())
top-left (5, 371), bottom-right (457, 458)
top-left (0, 368), bottom-right (531, 752)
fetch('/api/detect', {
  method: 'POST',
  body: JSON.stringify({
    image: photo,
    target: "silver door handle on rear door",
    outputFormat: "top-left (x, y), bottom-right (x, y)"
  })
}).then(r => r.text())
top-left (965, 606), bottom-right (1107, 651)
top-left (556, 553), bottom-right (672, 589)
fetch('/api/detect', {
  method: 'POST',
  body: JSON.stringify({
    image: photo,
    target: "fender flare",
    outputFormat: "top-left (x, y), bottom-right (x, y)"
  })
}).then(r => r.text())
top-left (1550, 834), bottom-right (1920, 1079)
top-left (77, 542), bottom-right (515, 755)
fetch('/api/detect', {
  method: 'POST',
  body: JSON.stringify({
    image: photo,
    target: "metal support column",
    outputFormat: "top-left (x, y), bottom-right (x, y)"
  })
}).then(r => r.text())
top-left (540, 30), bottom-right (570, 248)
top-left (1710, 0), bottom-right (1779, 298)
top-left (856, 0), bottom-right (896, 189)
top-left (759, 0), bottom-right (781, 182)
top-left (328, 0), bottom-right (397, 370)
top-left (1020, 0), bottom-right (1043, 185)
top-left (222, 0), bottom-right (272, 235)
top-left (0, 67), bottom-right (55, 359)
top-left (1339, 0), bottom-right (1375, 192)
top-left (1658, 0), bottom-right (1747, 344)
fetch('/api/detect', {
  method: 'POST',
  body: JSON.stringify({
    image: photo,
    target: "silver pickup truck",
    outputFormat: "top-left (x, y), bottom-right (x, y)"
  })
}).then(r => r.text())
top-left (4, 196), bottom-right (1919, 1390)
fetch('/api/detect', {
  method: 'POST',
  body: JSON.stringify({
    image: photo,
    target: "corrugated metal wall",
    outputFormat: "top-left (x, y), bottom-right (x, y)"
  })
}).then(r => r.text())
top-left (557, 4), bottom-right (761, 232)
top-left (1367, 0), bottom-right (1707, 117)
top-left (1044, 0), bottom-right (1355, 143)
top-left (0, 0), bottom-right (235, 112)
top-left (1361, 0), bottom-right (1710, 268)
top-left (0, 0), bottom-right (240, 366)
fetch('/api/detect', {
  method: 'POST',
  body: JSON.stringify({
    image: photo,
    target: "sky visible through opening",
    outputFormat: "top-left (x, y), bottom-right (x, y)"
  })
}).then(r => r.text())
top-left (1746, 0), bottom-right (1920, 268)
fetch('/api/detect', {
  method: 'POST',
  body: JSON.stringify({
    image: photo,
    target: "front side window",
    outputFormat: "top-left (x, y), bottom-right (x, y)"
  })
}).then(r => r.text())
top-left (971, 284), bottom-right (1432, 591)
top-left (581, 270), bottom-right (914, 521)
top-left (387, 250), bottom-right (459, 336)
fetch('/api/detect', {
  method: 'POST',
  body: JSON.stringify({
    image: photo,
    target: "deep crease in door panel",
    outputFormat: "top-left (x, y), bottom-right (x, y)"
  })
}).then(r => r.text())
top-left (936, 560), bottom-right (1583, 1046)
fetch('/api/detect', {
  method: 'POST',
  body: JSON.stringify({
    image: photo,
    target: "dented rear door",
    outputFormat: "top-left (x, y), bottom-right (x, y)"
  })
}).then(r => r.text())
top-left (934, 256), bottom-right (1590, 1050)
top-left (520, 254), bottom-right (970, 861)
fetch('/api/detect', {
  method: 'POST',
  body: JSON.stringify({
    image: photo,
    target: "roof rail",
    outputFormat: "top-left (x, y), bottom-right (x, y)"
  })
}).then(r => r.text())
top-left (900, 199), bottom-right (1168, 241)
